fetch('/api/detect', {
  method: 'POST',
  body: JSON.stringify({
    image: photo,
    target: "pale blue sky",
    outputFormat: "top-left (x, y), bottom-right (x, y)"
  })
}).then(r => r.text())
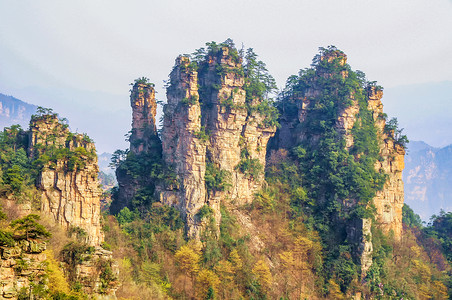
top-left (1, 0), bottom-right (451, 152)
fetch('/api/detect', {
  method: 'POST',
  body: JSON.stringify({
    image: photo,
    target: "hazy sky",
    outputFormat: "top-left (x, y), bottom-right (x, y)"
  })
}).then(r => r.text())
top-left (1, 0), bottom-right (451, 153)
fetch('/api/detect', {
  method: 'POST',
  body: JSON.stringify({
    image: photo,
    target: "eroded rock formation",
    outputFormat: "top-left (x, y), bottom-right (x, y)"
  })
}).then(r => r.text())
top-left (129, 81), bottom-right (158, 155)
top-left (0, 241), bottom-right (47, 299)
top-left (29, 115), bottom-right (104, 246)
top-left (159, 48), bottom-right (277, 238)
top-left (368, 87), bottom-right (405, 239)
top-left (112, 80), bottom-right (162, 215)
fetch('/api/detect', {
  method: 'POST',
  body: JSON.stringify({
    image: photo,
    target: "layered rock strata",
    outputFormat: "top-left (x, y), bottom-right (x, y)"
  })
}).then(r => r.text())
top-left (0, 241), bottom-right (47, 299)
top-left (159, 48), bottom-right (277, 237)
top-left (367, 88), bottom-right (405, 239)
top-left (29, 115), bottom-right (103, 246)
top-left (129, 82), bottom-right (158, 155)
top-left (160, 56), bottom-right (207, 237)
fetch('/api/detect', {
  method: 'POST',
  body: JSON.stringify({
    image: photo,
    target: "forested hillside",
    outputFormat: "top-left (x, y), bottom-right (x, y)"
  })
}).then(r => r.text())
top-left (0, 41), bottom-right (450, 300)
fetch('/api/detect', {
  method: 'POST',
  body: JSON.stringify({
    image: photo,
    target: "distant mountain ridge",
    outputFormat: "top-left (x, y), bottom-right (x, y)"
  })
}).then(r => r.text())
top-left (404, 141), bottom-right (452, 221)
top-left (0, 92), bottom-right (37, 129)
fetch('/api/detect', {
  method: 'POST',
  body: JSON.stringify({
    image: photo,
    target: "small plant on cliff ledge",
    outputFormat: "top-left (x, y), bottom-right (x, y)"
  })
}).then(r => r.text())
top-left (196, 204), bottom-right (214, 221)
top-left (132, 77), bottom-right (154, 87)
top-left (205, 162), bottom-right (231, 193)
top-left (181, 94), bottom-right (199, 106)
top-left (384, 117), bottom-right (409, 149)
top-left (235, 158), bottom-right (263, 179)
top-left (194, 126), bottom-right (210, 143)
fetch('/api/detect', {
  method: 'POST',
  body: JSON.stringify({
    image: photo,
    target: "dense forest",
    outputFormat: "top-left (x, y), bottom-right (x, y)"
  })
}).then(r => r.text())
top-left (0, 41), bottom-right (450, 299)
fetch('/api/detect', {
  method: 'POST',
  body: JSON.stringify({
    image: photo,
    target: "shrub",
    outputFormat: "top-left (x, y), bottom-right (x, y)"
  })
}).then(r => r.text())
top-left (205, 162), bottom-right (231, 192)
top-left (235, 158), bottom-right (263, 179)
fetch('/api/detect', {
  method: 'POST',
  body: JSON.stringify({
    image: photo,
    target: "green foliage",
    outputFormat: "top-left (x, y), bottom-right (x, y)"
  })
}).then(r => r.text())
top-left (0, 230), bottom-right (14, 246)
top-left (236, 158), bottom-right (263, 179)
top-left (196, 205), bottom-right (214, 221)
top-left (97, 258), bottom-right (117, 294)
top-left (181, 94), bottom-right (199, 106)
top-left (101, 241), bottom-right (112, 251)
top-left (402, 204), bottom-right (423, 228)
top-left (243, 48), bottom-right (277, 102)
top-left (205, 162), bottom-right (231, 192)
top-left (424, 210), bottom-right (452, 262)
top-left (132, 77), bottom-right (155, 87)
top-left (61, 242), bottom-right (95, 281)
top-left (192, 39), bottom-right (280, 130)
top-left (384, 117), bottom-right (409, 149)
top-left (111, 144), bottom-right (166, 214)
top-left (0, 125), bottom-right (35, 196)
top-left (0, 204), bottom-right (6, 220)
top-left (194, 126), bottom-right (210, 143)
top-left (249, 99), bottom-right (280, 128)
top-left (67, 226), bottom-right (87, 241)
top-left (10, 214), bottom-right (51, 240)
top-left (109, 149), bottom-right (129, 169)
top-left (117, 204), bottom-right (184, 262)
top-left (116, 207), bottom-right (139, 225)
top-left (3, 165), bottom-right (25, 194)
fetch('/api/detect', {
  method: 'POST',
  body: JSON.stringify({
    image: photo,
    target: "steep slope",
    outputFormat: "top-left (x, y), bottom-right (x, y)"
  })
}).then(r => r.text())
top-left (114, 43), bottom-right (278, 238)
top-left (273, 46), bottom-right (406, 278)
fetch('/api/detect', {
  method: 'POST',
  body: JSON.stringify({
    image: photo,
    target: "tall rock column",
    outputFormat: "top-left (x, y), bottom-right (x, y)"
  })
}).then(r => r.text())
top-left (29, 114), bottom-right (103, 246)
top-left (368, 87), bottom-right (405, 240)
top-left (199, 47), bottom-right (276, 207)
top-left (159, 47), bottom-right (277, 238)
top-left (129, 81), bottom-right (158, 154)
top-left (160, 56), bottom-right (207, 238)
top-left (111, 80), bottom-right (161, 214)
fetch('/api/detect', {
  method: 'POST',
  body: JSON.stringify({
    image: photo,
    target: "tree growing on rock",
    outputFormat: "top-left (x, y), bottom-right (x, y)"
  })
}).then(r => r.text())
top-left (10, 214), bottom-right (51, 240)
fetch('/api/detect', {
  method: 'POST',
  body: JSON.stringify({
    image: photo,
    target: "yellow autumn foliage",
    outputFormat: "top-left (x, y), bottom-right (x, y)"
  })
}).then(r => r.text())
top-left (45, 250), bottom-right (70, 294)
top-left (252, 259), bottom-right (272, 291)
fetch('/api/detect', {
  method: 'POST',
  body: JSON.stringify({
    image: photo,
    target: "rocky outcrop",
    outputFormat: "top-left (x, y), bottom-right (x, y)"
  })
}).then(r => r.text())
top-left (129, 82), bottom-right (158, 155)
top-left (346, 218), bottom-right (373, 276)
top-left (111, 80), bottom-right (162, 215)
top-left (368, 88), bottom-right (405, 240)
top-left (29, 114), bottom-right (103, 246)
top-left (159, 56), bottom-right (207, 238)
top-left (62, 246), bottom-right (119, 297)
top-left (159, 47), bottom-right (277, 238)
top-left (0, 241), bottom-right (47, 299)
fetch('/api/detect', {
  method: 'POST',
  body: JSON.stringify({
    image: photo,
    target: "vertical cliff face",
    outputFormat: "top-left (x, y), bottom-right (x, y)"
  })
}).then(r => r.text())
top-left (29, 114), bottom-right (103, 246)
top-left (368, 88), bottom-right (405, 239)
top-left (199, 47), bottom-right (276, 206)
top-left (159, 46), bottom-right (277, 238)
top-left (160, 56), bottom-right (206, 238)
top-left (129, 81), bottom-right (158, 155)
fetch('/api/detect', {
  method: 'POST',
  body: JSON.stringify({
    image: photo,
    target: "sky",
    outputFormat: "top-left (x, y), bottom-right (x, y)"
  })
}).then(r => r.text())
top-left (0, 0), bottom-right (451, 153)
